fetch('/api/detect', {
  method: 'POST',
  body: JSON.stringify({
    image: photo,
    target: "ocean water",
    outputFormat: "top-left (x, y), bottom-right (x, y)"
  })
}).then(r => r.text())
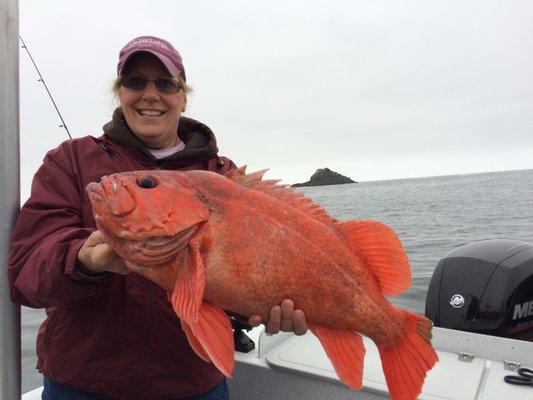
top-left (20, 168), bottom-right (533, 392)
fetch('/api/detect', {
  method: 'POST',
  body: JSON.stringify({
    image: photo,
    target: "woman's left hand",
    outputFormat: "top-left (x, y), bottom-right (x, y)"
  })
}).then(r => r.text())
top-left (248, 299), bottom-right (308, 336)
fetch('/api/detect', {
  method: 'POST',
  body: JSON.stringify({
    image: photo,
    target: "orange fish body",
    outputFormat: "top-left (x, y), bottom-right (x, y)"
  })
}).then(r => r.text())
top-left (87, 168), bottom-right (438, 400)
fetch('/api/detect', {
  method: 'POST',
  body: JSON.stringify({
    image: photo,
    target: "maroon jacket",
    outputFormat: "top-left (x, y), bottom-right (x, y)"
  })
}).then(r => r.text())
top-left (8, 110), bottom-right (236, 399)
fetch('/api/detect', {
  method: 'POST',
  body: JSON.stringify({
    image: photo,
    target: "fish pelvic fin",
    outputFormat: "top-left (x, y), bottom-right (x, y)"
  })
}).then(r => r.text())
top-left (309, 324), bottom-right (365, 391)
top-left (226, 166), bottom-right (339, 226)
top-left (168, 238), bottom-right (206, 325)
top-left (377, 311), bottom-right (439, 400)
top-left (181, 302), bottom-right (235, 378)
top-left (337, 220), bottom-right (411, 296)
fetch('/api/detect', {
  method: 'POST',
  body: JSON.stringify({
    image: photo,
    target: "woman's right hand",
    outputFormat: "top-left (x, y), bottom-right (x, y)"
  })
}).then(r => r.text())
top-left (77, 230), bottom-right (129, 275)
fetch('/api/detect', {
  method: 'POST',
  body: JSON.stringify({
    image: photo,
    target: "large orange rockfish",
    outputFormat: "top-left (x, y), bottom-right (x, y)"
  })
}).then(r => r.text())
top-left (86, 167), bottom-right (438, 400)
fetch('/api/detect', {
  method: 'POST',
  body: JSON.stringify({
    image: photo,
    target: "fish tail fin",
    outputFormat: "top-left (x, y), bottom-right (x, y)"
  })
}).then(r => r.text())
top-left (376, 311), bottom-right (438, 400)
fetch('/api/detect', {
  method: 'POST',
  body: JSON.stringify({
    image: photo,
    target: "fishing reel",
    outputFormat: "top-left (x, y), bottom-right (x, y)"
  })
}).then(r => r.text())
top-left (230, 317), bottom-right (256, 353)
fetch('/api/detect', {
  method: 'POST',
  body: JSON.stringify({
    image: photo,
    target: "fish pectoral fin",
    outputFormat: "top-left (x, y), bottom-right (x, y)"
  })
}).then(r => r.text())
top-left (168, 238), bottom-right (206, 324)
top-left (337, 220), bottom-right (411, 296)
top-left (181, 320), bottom-right (211, 363)
top-left (184, 302), bottom-right (235, 378)
top-left (310, 324), bottom-right (365, 391)
top-left (376, 311), bottom-right (438, 400)
top-left (167, 237), bottom-right (235, 377)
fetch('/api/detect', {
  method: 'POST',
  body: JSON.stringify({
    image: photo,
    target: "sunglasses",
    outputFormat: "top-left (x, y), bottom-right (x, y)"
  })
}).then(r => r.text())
top-left (120, 76), bottom-right (181, 94)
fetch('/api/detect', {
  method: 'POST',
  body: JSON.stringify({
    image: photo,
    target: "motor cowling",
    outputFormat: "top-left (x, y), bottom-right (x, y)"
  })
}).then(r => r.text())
top-left (425, 239), bottom-right (533, 341)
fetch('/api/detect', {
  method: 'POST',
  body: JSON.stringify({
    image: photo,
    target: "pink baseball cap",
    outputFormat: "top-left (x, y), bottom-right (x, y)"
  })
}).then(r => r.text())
top-left (117, 36), bottom-right (186, 79)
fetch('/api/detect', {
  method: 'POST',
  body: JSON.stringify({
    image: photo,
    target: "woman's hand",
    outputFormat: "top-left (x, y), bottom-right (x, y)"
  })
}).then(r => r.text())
top-left (77, 230), bottom-right (129, 275)
top-left (248, 299), bottom-right (308, 336)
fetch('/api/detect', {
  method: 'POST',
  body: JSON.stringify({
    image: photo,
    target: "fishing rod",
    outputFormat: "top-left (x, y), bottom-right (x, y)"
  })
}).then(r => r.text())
top-left (19, 35), bottom-right (72, 139)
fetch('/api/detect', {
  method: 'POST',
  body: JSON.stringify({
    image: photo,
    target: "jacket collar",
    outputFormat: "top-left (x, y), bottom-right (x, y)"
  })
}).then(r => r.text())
top-left (102, 108), bottom-right (219, 163)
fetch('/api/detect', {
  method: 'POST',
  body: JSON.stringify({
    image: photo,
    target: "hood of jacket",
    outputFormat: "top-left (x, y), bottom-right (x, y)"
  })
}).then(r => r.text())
top-left (103, 108), bottom-right (219, 164)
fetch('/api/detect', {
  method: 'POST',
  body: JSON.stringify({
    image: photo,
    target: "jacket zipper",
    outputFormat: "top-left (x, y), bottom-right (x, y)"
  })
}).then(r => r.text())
top-left (132, 286), bottom-right (153, 399)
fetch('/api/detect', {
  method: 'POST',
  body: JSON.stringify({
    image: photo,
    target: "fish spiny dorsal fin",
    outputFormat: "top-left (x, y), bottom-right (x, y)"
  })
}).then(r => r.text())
top-left (226, 166), bottom-right (338, 226)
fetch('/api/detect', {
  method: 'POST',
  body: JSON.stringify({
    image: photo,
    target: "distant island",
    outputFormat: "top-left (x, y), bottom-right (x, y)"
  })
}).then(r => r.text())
top-left (292, 168), bottom-right (357, 187)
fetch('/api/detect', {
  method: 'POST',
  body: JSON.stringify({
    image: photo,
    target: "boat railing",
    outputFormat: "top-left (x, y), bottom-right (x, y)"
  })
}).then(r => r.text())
top-left (1, 1), bottom-right (22, 399)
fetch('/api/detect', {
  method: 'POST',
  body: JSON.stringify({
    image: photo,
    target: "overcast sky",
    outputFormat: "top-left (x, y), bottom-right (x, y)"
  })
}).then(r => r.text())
top-left (17, 0), bottom-right (533, 200)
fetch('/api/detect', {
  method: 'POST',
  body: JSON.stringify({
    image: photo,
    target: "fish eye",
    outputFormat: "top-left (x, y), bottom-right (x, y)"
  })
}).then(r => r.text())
top-left (137, 175), bottom-right (158, 189)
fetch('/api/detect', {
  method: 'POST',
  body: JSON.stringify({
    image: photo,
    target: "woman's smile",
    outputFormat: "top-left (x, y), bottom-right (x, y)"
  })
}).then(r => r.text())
top-left (136, 109), bottom-right (165, 117)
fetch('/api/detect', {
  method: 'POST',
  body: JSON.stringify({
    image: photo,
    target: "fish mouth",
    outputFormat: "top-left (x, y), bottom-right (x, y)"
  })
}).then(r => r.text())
top-left (86, 182), bottom-right (105, 202)
top-left (126, 224), bottom-right (199, 266)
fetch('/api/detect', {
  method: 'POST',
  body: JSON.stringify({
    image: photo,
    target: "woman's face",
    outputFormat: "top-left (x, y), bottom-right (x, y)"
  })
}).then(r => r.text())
top-left (118, 53), bottom-right (187, 149)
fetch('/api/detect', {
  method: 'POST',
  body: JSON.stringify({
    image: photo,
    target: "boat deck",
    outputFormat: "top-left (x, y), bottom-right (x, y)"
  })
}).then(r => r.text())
top-left (22, 327), bottom-right (533, 399)
top-left (231, 327), bottom-right (533, 399)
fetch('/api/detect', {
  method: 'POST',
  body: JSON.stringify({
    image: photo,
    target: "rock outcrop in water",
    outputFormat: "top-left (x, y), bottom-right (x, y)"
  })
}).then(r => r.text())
top-left (292, 168), bottom-right (357, 187)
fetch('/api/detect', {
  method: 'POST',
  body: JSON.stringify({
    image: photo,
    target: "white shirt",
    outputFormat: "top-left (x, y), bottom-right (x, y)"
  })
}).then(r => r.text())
top-left (147, 142), bottom-right (186, 159)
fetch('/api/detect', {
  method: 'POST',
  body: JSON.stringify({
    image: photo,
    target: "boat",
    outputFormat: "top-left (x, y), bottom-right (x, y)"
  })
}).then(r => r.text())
top-left (2, 2), bottom-right (532, 399)
top-left (20, 326), bottom-right (533, 399)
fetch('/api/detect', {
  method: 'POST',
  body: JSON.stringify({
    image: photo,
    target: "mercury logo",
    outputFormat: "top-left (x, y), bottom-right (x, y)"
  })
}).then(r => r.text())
top-left (450, 294), bottom-right (465, 308)
top-left (512, 300), bottom-right (533, 320)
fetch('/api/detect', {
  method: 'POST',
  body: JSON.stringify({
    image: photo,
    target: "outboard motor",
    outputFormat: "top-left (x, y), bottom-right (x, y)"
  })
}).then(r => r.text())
top-left (425, 239), bottom-right (533, 341)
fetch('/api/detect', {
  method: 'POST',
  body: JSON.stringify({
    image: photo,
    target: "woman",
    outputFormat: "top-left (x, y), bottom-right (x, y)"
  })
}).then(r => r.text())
top-left (8, 36), bottom-right (307, 400)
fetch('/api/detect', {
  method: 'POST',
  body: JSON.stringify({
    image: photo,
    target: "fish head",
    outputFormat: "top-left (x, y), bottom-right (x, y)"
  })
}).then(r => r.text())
top-left (86, 170), bottom-right (209, 265)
